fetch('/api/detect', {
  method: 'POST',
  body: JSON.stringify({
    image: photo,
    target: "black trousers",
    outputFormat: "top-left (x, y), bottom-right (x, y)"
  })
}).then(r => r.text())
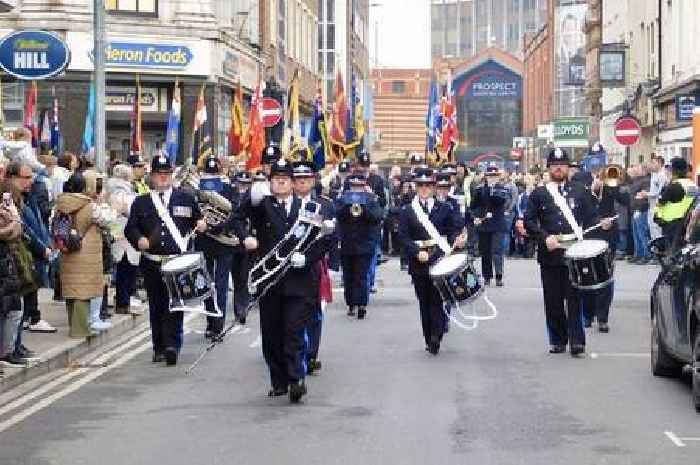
top-left (341, 254), bottom-right (372, 307)
top-left (142, 259), bottom-right (184, 353)
top-left (230, 250), bottom-right (251, 320)
top-left (411, 274), bottom-right (445, 346)
top-left (259, 290), bottom-right (315, 389)
top-left (540, 266), bottom-right (585, 347)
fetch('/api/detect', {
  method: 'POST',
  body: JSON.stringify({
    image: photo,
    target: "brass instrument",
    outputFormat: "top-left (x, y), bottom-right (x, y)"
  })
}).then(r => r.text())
top-left (342, 191), bottom-right (371, 218)
top-left (173, 166), bottom-right (240, 246)
top-left (350, 203), bottom-right (363, 217)
top-left (601, 164), bottom-right (624, 188)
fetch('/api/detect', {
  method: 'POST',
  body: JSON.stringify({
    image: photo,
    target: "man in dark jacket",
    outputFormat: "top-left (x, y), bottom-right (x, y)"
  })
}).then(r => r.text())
top-left (335, 174), bottom-right (383, 319)
top-left (470, 164), bottom-right (510, 286)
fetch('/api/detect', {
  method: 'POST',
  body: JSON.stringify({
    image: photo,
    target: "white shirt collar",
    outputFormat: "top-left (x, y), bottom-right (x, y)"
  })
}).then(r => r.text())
top-left (156, 187), bottom-right (173, 206)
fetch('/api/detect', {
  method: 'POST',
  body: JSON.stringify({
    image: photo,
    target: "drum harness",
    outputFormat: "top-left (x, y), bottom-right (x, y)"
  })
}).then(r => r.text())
top-left (411, 197), bottom-right (498, 331)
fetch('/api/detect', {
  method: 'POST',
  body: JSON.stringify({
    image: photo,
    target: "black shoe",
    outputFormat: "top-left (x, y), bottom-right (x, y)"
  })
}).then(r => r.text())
top-left (237, 316), bottom-right (246, 325)
top-left (289, 381), bottom-right (307, 403)
top-left (18, 344), bottom-right (36, 358)
top-left (484, 279), bottom-right (492, 287)
top-left (268, 387), bottom-right (288, 397)
top-left (204, 329), bottom-right (215, 339)
top-left (114, 306), bottom-right (130, 315)
top-left (347, 306), bottom-right (355, 317)
top-left (152, 352), bottom-right (165, 363)
top-left (1, 355), bottom-right (26, 368)
top-left (428, 342), bottom-right (440, 355)
top-left (598, 322), bottom-right (610, 333)
top-left (357, 307), bottom-right (367, 319)
top-left (496, 277), bottom-right (504, 287)
top-left (307, 359), bottom-right (322, 375)
top-left (570, 344), bottom-right (586, 358)
top-left (549, 345), bottom-right (567, 354)
top-left (164, 347), bottom-right (178, 366)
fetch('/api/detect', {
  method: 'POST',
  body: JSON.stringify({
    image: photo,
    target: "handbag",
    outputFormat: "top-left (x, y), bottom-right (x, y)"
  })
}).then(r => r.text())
top-left (0, 241), bottom-right (21, 298)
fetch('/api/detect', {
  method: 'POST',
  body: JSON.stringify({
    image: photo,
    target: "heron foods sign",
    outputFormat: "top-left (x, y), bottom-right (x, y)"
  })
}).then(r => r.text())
top-left (102, 43), bottom-right (193, 69)
top-left (553, 118), bottom-right (591, 148)
top-left (0, 30), bottom-right (71, 80)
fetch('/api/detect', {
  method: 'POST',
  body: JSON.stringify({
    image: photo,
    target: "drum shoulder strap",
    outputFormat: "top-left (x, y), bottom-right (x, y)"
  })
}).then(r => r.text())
top-left (151, 191), bottom-right (187, 253)
top-left (411, 197), bottom-right (451, 254)
top-left (545, 183), bottom-right (583, 241)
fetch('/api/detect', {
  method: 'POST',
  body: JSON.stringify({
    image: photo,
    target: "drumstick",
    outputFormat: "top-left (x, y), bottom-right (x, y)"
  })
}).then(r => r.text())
top-left (582, 215), bottom-right (619, 236)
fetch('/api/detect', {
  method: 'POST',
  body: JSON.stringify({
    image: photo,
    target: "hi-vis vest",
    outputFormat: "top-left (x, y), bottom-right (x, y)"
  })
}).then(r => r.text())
top-left (133, 179), bottom-right (150, 195)
top-left (655, 178), bottom-right (697, 223)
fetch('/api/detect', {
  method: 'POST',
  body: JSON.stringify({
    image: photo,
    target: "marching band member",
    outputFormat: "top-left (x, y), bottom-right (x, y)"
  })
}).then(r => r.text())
top-left (291, 160), bottom-right (335, 374)
top-left (230, 171), bottom-right (253, 324)
top-left (195, 156), bottom-right (237, 338)
top-left (524, 148), bottom-right (607, 358)
top-left (125, 155), bottom-right (207, 366)
top-left (335, 173), bottom-right (383, 319)
top-left (261, 144), bottom-right (281, 178)
top-left (232, 158), bottom-right (332, 403)
top-left (398, 168), bottom-right (464, 355)
top-left (471, 164), bottom-right (509, 287)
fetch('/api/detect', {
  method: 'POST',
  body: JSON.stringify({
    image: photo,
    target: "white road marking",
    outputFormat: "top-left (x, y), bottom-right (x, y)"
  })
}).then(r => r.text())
top-left (0, 337), bottom-right (155, 434)
top-left (590, 352), bottom-right (649, 359)
top-left (249, 335), bottom-right (262, 348)
top-left (665, 431), bottom-right (687, 447)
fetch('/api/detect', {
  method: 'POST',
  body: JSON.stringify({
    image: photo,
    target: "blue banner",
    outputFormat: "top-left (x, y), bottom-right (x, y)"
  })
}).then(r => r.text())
top-left (0, 30), bottom-right (71, 80)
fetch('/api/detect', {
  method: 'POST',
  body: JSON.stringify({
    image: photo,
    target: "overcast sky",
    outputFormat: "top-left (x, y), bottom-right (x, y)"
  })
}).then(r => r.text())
top-left (369, 0), bottom-right (431, 69)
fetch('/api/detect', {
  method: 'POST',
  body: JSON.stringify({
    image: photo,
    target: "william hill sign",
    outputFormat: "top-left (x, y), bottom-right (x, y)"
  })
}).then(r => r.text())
top-left (0, 30), bottom-right (71, 80)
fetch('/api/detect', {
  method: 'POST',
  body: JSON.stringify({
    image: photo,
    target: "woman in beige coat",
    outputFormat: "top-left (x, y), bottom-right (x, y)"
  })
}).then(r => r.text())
top-left (55, 173), bottom-right (105, 337)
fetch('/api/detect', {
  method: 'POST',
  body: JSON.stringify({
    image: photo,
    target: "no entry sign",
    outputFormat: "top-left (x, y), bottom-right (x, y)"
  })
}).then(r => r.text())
top-left (261, 97), bottom-right (282, 128)
top-left (614, 116), bottom-right (641, 146)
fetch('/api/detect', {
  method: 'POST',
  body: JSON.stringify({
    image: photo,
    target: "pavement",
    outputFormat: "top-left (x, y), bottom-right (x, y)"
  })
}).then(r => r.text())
top-left (0, 289), bottom-right (147, 391)
top-left (1, 257), bottom-right (699, 465)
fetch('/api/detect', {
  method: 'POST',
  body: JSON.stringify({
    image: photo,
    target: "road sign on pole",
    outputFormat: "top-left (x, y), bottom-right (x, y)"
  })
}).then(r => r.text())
top-left (261, 97), bottom-right (282, 128)
top-left (614, 116), bottom-right (642, 147)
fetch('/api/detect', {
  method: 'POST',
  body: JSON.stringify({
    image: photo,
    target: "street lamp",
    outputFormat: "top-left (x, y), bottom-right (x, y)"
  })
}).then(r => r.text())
top-left (370, 2), bottom-right (383, 67)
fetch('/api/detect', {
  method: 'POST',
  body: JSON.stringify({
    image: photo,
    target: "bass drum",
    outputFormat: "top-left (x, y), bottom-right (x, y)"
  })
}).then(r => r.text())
top-left (429, 253), bottom-right (484, 305)
top-left (564, 239), bottom-right (614, 290)
top-left (161, 252), bottom-right (220, 317)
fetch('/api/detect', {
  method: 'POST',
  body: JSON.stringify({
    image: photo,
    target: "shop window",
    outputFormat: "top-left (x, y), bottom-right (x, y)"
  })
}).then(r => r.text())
top-left (107, 0), bottom-right (157, 15)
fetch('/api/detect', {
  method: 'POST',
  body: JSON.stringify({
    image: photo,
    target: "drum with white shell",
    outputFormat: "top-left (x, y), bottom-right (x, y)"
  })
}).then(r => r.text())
top-left (564, 239), bottom-right (614, 290)
top-left (429, 253), bottom-right (484, 305)
top-left (161, 252), bottom-right (220, 316)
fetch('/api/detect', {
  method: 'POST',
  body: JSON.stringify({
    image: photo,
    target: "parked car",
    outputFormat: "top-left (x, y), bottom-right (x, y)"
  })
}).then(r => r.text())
top-left (650, 200), bottom-right (700, 412)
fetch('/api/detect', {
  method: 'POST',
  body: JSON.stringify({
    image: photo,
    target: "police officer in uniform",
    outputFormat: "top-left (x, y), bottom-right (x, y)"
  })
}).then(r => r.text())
top-left (524, 148), bottom-right (608, 357)
top-left (261, 143), bottom-right (282, 178)
top-left (195, 156), bottom-right (237, 338)
top-left (336, 174), bottom-right (383, 319)
top-left (398, 168), bottom-right (464, 355)
top-left (291, 160), bottom-right (335, 374)
top-left (127, 154), bottom-right (150, 195)
top-left (125, 155), bottom-right (207, 366)
top-left (232, 158), bottom-right (332, 403)
top-left (230, 171), bottom-right (252, 324)
top-left (471, 164), bottom-right (510, 286)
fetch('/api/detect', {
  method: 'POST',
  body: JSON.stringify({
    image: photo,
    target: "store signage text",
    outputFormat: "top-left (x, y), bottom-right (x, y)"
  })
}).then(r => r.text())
top-left (101, 43), bottom-right (193, 69)
top-left (0, 30), bottom-right (71, 80)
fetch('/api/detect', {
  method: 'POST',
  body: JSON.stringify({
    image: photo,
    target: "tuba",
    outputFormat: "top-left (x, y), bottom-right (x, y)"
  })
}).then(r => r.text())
top-left (173, 166), bottom-right (240, 246)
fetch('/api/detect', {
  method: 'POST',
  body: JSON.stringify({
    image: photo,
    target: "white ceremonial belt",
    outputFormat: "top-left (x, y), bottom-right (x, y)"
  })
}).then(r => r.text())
top-left (415, 237), bottom-right (447, 248)
top-left (143, 252), bottom-right (178, 263)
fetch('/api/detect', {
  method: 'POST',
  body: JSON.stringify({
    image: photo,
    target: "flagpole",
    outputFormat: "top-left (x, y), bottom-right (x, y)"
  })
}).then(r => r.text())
top-left (93, 0), bottom-right (106, 172)
top-left (188, 83), bottom-right (206, 167)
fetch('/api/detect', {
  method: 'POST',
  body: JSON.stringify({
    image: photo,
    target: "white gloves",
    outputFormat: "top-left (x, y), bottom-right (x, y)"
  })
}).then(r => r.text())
top-left (321, 219), bottom-right (336, 235)
top-left (250, 180), bottom-right (271, 206)
top-left (290, 252), bottom-right (306, 268)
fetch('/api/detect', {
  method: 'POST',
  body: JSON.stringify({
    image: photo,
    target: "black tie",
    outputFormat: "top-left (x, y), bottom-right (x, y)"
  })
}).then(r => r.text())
top-left (159, 192), bottom-right (166, 207)
top-left (559, 185), bottom-right (565, 196)
top-left (422, 200), bottom-right (429, 214)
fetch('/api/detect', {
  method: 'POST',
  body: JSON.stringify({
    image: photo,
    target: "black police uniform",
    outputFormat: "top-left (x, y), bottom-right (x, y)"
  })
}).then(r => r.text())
top-left (124, 156), bottom-right (203, 365)
top-left (398, 170), bottom-right (461, 354)
top-left (194, 157), bottom-right (238, 336)
top-left (470, 170), bottom-right (510, 285)
top-left (524, 149), bottom-right (599, 355)
top-left (231, 159), bottom-right (332, 400)
top-left (230, 172), bottom-right (253, 323)
top-left (335, 175), bottom-right (383, 318)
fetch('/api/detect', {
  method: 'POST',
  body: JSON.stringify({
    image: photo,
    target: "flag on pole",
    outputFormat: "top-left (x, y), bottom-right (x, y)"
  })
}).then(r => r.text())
top-left (130, 75), bottom-right (143, 155)
top-left (309, 83), bottom-right (326, 169)
top-left (330, 69), bottom-right (348, 145)
top-left (246, 81), bottom-right (265, 171)
top-left (282, 69), bottom-right (301, 155)
top-left (40, 109), bottom-right (51, 146)
top-left (81, 82), bottom-right (96, 156)
top-left (441, 68), bottom-right (459, 159)
top-left (50, 88), bottom-right (62, 155)
top-left (228, 80), bottom-right (247, 156)
top-left (191, 84), bottom-right (208, 163)
top-left (425, 74), bottom-right (440, 152)
top-left (165, 79), bottom-right (181, 164)
top-left (363, 79), bottom-right (373, 147)
top-left (24, 81), bottom-right (38, 147)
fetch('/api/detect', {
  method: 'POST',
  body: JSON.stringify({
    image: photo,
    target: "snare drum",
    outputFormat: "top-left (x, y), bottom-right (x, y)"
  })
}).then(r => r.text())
top-left (429, 253), bottom-right (484, 305)
top-left (161, 252), bottom-right (220, 316)
top-left (564, 239), bottom-right (614, 290)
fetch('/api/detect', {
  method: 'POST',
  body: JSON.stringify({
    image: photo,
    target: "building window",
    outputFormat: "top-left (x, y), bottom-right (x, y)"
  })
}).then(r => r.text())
top-left (392, 81), bottom-right (406, 94)
top-left (106, 0), bottom-right (157, 15)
